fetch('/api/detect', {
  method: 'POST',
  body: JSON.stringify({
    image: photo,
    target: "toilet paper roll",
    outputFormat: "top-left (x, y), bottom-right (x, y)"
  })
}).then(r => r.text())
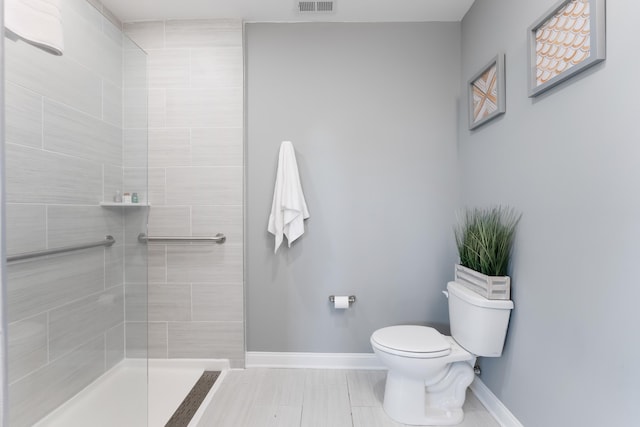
top-left (333, 296), bottom-right (350, 309)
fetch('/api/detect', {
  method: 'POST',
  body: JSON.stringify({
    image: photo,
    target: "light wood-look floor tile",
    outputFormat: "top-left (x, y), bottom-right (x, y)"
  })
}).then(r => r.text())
top-left (198, 368), bottom-right (499, 427)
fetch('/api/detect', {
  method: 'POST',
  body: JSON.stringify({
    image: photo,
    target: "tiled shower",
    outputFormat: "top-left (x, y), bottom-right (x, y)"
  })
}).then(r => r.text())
top-left (3, 0), bottom-right (244, 425)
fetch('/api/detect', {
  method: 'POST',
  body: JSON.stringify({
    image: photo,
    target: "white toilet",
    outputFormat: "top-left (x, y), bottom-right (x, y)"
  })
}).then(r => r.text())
top-left (370, 281), bottom-right (514, 425)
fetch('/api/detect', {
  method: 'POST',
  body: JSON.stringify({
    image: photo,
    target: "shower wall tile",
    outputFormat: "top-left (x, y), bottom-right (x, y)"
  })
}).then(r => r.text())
top-left (124, 244), bottom-right (148, 284)
top-left (149, 128), bottom-right (191, 168)
top-left (124, 49), bottom-right (148, 89)
top-left (191, 205), bottom-right (243, 244)
top-left (167, 321), bottom-right (244, 359)
top-left (103, 79), bottom-right (123, 127)
top-left (123, 21), bottom-right (165, 50)
top-left (7, 248), bottom-right (105, 323)
top-left (5, 204), bottom-right (46, 255)
top-left (190, 47), bottom-right (243, 89)
top-left (148, 49), bottom-right (190, 88)
top-left (103, 164), bottom-right (124, 203)
top-left (6, 143), bottom-right (102, 205)
top-left (105, 323), bottom-right (125, 370)
top-left (165, 19), bottom-right (242, 48)
top-left (126, 322), bottom-right (168, 358)
top-left (192, 283), bottom-right (243, 322)
top-left (149, 284), bottom-right (191, 321)
top-left (148, 89), bottom-right (166, 128)
top-left (148, 206), bottom-right (191, 237)
top-left (64, 2), bottom-right (122, 86)
top-left (165, 166), bottom-right (243, 206)
top-left (125, 284), bottom-right (147, 322)
top-left (123, 168), bottom-right (149, 205)
top-left (165, 87), bottom-right (243, 128)
top-left (43, 98), bottom-right (122, 166)
top-left (102, 14), bottom-right (124, 45)
top-left (9, 337), bottom-right (105, 427)
top-left (123, 88), bottom-right (147, 129)
top-left (148, 168), bottom-right (167, 206)
top-left (5, 82), bottom-right (43, 148)
top-left (148, 244), bottom-right (167, 283)
top-left (124, 129), bottom-right (148, 168)
top-left (8, 314), bottom-right (48, 383)
top-left (5, 38), bottom-right (102, 118)
top-left (166, 244), bottom-right (243, 283)
top-left (49, 286), bottom-right (124, 360)
top-left (105, 244), bottom-right (125, 288)
top-left (47, 205), bottom-right (123, 248)
top-left (191, 128), bottom-right (243, 167)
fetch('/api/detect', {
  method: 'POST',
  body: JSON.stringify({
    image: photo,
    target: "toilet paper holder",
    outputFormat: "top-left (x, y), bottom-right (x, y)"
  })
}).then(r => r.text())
top-left (329, 295), bottom-right (356, 304)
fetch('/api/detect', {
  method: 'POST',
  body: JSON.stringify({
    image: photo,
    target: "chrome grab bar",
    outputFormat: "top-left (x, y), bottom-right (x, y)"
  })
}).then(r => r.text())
top-left (7, 235), bottom-right (116, 263)
top-left (137, 233), bottom-right (226, 244)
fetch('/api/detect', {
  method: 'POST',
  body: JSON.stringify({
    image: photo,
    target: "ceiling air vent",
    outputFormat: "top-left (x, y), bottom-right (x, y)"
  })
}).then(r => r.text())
top-left (296, 1), bottom-right (336, 14)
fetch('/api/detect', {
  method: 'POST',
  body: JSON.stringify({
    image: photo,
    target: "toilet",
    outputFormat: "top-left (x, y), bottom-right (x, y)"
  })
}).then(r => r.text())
top-left (371, 281), bottom-right (514, 425)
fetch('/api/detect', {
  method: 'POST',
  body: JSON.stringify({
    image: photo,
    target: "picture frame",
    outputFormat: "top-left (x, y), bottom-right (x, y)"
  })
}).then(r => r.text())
top-left (528, 0), bottom-right (606, 97)
top-left (468, 53), bottom-right (506, 130)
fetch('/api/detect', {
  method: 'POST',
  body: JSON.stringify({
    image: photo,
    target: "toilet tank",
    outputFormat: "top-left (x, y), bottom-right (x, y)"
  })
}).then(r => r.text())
top-left (447, 281), bottom-right (514, 357)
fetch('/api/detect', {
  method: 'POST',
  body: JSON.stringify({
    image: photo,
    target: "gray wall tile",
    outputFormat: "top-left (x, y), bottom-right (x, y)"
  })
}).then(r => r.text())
top-left (191, 128), bottom-right (243, 167)
top-left (106, 323), bottom-right (125, 370)
top-left (6, 204), bottom-right (46, 255)
top-left (5, 82), bottom-right (42, 148)
top-left (147, 206), bottom-right (190, 237)
top-left (7, 248), bottom-right (105, 322)
top-left (9, 337), bottom-right (105, 427)
top-left (103, 164), bottom-right (124, 204)
top-left (190, 47), bottom-right (243, 88)
top-left (165, 19), bottom-right (242, 48)
top-left (166, 244), bottom-right (243, 283)
top-left (105, 244), bottom-right (125, 288)
top-left (103, 79), bottom-right (123, 127)
top-left (47, 205), bottom-right (123, 248)
top-left (165, 87), bottom-right (242, 128)
top-left (191, 205), bottom-right (243, 244)
top-left (124, 244), bottom-right (148, 284)
top-left (149, 284), bottom-right (191, 321)
top-left (149, 128), bottom-right (190, 168)
top-left (148, 49), bottom-right (190, 88)
top-left (123, 21), bottom-right (165, 50)
top-left (167, 321), bottom-right (244, 359)
top-left (5, 37), bottom-right (102, 118)
top-left (49, 286), bottom-right (124, 360)
top-left (148, 168), bottom-right (166, 206)
top-left (124, 129), bottom-right (147, 168)
top-left (192, 283), bottom-right (243, 322)
top-left (165, 166), bottom-right (242, 206)
top-left (126, 322), bottom-right (168, 359)
top-left (8, 314), bottom-right (47, 383)
top-left (6, 143), bottom-right (102, 204)
top-left (123, 88), bottom-right (147, 129)
top-left (123, 167), bottom-right (149, 205)
top-left (148, 244), bottom-right (167, 283)
top-left (43, 98), bottom-right (122, 166)
top-left (125, 284), bottom-right (147, 322)
top-left (148, 89), bottom-right (166, 128)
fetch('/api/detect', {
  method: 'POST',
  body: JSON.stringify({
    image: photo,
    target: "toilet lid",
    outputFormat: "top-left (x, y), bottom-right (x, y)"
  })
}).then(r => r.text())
top-left (371, 325), bottom-right (451, 355)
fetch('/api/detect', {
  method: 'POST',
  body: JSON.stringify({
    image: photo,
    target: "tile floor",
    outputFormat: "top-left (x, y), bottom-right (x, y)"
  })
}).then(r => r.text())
top-left (197, 368), bottom-right (499, 427)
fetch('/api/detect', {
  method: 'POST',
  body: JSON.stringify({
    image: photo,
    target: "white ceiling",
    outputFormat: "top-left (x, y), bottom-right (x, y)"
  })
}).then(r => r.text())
top-left (99, 0), bottom-right (476, 24)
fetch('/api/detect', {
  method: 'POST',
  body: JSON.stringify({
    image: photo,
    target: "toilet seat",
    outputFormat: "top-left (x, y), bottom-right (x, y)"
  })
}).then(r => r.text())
top-left (371, 325), bottom-right (451, 358)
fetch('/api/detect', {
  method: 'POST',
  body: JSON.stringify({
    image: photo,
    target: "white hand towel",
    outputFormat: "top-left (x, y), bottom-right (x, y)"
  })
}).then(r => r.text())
top-left (5, 0), bottom-right (64, 56)
top-left (268, 141), bottom-right (310, 253)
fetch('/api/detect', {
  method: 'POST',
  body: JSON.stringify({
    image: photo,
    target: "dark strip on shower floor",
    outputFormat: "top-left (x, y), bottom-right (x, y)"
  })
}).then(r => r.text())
top-left (165, 370), bottom-right (221, 427)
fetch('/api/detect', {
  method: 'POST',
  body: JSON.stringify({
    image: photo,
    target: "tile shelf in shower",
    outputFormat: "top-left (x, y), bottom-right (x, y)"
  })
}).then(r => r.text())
top-left (100, 202), bottom-right (151, 207)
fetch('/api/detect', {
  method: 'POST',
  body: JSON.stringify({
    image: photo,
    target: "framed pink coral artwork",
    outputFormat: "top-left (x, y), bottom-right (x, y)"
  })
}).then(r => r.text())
top-left (528, 0), bottom-right (606, 97)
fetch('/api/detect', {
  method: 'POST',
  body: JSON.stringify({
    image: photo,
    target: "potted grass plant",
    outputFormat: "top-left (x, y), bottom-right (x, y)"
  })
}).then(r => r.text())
top-left (454, 206), bottom-right (521, 300)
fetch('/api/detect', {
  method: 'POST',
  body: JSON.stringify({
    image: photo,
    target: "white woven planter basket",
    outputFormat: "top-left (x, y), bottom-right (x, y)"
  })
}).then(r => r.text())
top-left (454, 264), bottom-right (511, 300)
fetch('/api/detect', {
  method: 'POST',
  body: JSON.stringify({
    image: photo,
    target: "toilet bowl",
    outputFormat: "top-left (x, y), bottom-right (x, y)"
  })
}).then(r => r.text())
top-left (371, 281), bottom-right (514, 426)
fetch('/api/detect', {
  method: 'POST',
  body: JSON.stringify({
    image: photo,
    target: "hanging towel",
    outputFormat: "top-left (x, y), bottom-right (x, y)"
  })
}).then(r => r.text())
top-left (5, 0), bottom-right (64, 56)
top-left (268, 141), bottom-right (310, 253)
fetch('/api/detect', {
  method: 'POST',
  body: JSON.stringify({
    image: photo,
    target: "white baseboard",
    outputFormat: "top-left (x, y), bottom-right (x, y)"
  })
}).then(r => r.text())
top-left (246, 351), bottom-right (386, 370)
top-left (470, 377), bottom-right (524, 427)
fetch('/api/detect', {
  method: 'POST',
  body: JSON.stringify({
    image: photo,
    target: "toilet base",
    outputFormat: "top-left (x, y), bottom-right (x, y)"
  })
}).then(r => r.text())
top-left (382, 361), bottom-right (474, 426)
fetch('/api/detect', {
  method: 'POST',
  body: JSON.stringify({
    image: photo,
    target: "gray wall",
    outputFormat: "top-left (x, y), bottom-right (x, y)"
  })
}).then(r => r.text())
top-left (246, 23), bottom-right (461, 352)
top-left (123, 19), bottom-right (245, 367)
top-left (459, 1), bottom-right (640, 426)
